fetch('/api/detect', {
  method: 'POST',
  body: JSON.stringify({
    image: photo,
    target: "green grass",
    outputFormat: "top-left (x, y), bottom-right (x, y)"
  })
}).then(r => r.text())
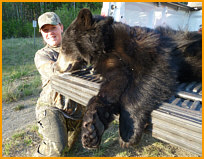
top-left (14, 104), bottom-right (25, 111)
top-left (2, 121), bottom-right (198, 157)
top-left (12, 132), bottom-right (25, 140)
top-left (2, 37), bottom-right (43, 103)
top-left (2, 125), bottom-right (41, 157)
top-left (4, 141), bottom-right (12, 156)
top-left (65, 120), bottom-right (198, 157)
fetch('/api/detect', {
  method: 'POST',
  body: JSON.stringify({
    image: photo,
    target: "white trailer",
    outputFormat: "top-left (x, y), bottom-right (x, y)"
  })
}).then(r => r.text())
top-left (101, 2), bottom-right (202, 31)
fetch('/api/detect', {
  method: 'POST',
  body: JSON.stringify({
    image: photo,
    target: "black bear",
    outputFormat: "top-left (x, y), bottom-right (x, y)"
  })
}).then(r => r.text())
top-left (55, 8), bottom-right (202, 149)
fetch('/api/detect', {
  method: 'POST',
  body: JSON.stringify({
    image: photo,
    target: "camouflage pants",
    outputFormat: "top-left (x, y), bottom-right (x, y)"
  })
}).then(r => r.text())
top-left (34, 101), bottom-right (84, 157)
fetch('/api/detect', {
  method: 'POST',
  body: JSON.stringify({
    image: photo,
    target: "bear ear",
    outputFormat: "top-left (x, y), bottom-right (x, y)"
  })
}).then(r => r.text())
top-left (76, 8), bottom-right (93, 30)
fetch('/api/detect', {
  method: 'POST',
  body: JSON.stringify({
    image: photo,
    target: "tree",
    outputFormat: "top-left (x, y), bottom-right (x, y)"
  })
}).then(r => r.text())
top-left (2, 2), bottom-right (103, 39)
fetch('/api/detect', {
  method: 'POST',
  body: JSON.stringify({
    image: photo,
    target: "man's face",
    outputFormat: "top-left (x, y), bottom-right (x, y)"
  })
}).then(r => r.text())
top-left (40, 24), bottom-right (63, 47)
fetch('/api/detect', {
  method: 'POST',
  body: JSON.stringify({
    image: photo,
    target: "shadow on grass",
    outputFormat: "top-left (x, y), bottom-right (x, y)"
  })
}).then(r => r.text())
top-left (66, 121), bottom-right (173, 157)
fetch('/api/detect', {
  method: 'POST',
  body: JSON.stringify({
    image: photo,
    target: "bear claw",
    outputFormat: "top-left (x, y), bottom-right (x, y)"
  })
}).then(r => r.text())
top-left (82, 111), bottom-right (105, 149)
top-left (119, 138), bottom-right (131, 148)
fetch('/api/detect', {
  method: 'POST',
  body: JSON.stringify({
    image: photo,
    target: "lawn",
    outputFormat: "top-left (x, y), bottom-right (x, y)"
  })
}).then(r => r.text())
top-left (2, 37), bottom-right (43, 103)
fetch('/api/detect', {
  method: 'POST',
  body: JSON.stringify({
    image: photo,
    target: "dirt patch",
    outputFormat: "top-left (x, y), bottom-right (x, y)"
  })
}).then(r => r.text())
top-left (2, 126), bottom-right (41, 157)
top-left (2, 96), bottom-right (38, 139)
top-left (2, 95), bottom-right (41, 157)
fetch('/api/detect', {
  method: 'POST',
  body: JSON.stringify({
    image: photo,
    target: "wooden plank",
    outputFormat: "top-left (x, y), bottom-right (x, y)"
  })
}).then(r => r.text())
top-left (190, 101), bottom-right (201, 110)
top-left (56, 74), bottom-right (102, 89)
top-left (150, 108), bottom-right (202, 155)
top-left (52, 78), bottom-right (98, 96)
top-left (52, 84), bottom-right (91, 106)
top-left (151, 117), bottom-right (202, 141)
top-left (193, 83), bottom-right (202, 93)
top-left (151, 110), bottom-right (202, 133)
top-left (51, 75), bottom-right (202, 126)
top-left (152, 128), bottom-right (202, 155)
top-left (171, 98), bottom-right (182, 105)
top-left (158, 103), bottom-right (202, 120)
top-left (177, 91), bottom-right (202, 102)
top-left (181, 99), bottom-right (190, 108)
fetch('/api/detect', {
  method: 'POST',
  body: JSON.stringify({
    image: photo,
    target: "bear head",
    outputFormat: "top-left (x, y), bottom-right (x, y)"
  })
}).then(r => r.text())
top-left (55, 8), bottom-right (114, 73)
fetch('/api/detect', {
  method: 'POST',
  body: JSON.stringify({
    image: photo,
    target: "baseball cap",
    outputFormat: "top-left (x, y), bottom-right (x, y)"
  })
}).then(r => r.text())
top-left (38, 12), bottom-right (61, 30)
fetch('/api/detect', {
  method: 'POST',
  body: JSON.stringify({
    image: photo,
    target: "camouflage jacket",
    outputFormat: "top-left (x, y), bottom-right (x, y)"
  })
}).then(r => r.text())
top-left (34, 44), bottom-right (62, 108)
top-left (34, 44), bottom-right (84, 120)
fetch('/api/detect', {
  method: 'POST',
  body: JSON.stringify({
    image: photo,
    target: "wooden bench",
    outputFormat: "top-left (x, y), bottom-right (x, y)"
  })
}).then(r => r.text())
top-left (51, 72), bottom-right (202, 155)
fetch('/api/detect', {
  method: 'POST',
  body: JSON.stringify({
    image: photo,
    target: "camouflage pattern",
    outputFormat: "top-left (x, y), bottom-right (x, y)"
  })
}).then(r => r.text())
top-left (34, 45), bottom-right (85, 157)
top-left (38, 12), bottom-right (61, 30)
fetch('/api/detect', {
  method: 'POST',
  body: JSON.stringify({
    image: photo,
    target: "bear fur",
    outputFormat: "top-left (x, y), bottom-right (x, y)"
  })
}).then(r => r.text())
top-left (55, 8), bottom-right (202, 149)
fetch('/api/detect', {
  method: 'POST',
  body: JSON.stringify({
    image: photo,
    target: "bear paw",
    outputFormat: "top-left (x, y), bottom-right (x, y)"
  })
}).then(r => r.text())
top-left (82, 110), bottom-right (104, 149)
top-left (119, 129), bottom-right (143, 148)
top-left (119, 138), bottom-right (131, 148)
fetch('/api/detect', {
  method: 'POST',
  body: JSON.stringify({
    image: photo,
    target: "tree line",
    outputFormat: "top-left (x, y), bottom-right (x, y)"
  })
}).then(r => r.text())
top-left (2, 2), bottom-right (103, 39)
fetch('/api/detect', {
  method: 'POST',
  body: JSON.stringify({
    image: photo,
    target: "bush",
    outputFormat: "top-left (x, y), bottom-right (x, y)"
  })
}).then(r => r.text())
top-left (54, 4), bottom-right (78, 30)
top-left (54, 3), bottom-right (102, 30)
top-left (2, 19), bottom-right (37, 39)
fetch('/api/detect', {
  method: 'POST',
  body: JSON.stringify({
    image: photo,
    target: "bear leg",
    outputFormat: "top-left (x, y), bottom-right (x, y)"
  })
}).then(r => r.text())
top-left (119, 106), bottom-right (150, 148)
top-left (81, 96), bottom-right (117, 149)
